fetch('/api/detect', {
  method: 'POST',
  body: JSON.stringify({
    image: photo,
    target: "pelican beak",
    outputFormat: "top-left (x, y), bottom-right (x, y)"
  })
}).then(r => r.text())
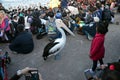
top-left (61, 25), bottom-right (75, 36)
top-left (56, 19), bottom-right (75, 36)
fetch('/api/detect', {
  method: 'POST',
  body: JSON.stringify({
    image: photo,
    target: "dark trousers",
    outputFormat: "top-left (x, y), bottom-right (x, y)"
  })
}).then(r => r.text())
top-left (92, 58), bottom-right (104, 71)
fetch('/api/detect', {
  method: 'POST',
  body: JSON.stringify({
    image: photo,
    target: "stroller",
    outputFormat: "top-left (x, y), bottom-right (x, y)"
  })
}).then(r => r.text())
top-left (0, 50), bottom-right (11, 80)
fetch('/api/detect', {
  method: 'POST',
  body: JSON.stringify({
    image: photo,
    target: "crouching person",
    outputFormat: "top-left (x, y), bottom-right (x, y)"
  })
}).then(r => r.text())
top-left (9, 24), bottom-right (34, 54)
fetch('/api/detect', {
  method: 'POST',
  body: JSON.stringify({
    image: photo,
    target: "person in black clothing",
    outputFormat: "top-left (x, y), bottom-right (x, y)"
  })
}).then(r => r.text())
top-left (9, 24), bottom-right (34, 54)
top-left (18, 16), bottom-right (25, 25)
top-left (10, 14), bottom-right (18, 38)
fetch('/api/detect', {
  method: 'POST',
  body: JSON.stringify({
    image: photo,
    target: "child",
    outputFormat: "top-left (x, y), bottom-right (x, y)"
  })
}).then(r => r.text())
top-left (89, 21), bottom-right (108, 74)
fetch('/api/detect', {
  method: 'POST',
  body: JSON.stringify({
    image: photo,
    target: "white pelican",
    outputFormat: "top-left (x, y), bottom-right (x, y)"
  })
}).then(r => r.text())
top-left (42, 19), bottom-right (75, 60)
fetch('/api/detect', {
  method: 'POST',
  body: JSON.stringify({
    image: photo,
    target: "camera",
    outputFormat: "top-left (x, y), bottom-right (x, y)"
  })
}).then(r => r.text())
top-left (25, 70), bottom-right (39, 80)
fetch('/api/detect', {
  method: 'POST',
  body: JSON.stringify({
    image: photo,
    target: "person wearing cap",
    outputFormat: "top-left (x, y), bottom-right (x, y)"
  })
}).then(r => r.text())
top-left (9, 24), bottom-right (34, 54)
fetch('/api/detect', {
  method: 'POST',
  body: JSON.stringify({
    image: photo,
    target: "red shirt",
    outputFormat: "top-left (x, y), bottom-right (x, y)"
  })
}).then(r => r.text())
top-left (90, 33), bottom-right (105, 60)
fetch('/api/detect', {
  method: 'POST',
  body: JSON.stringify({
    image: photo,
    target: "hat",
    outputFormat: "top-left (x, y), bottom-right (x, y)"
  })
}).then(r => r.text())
top-left (93, 17), bottom-right (100, 22)
top-left (55, 13), bottom-right (62, 19)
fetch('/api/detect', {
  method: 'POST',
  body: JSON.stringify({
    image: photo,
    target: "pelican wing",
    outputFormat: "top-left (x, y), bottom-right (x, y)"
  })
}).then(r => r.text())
top-left (55, 19), bottom-right (75, 36)
top-left (43, 41), bottom-right (59, 57)
top-left (49, 41), bottom-right (61, 54)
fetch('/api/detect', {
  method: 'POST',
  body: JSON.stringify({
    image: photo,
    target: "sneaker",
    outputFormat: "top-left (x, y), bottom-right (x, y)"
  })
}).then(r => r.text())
top-left (89, 69), bottom-right (95, 74)
top-left (84, 69), bottom-right (95, 75)
top-left (84, 69), bottom-right (95, 79)
top-left (84, 69), bottom-right (90, 73)
top-left (89, 69), bottom-right (95, 77)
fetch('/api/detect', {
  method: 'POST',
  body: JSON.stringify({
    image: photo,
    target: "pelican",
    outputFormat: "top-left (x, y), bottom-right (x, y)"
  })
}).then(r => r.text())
top-left (42, 19), bottom-right (75, 60)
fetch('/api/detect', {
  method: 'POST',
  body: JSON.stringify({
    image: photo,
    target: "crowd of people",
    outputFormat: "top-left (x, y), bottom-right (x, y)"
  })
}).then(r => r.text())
top-left (0, 0), bottom-right (120, 80)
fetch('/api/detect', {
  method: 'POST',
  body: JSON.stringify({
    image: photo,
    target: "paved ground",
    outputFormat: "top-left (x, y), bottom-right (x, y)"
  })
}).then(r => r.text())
top-left (1, 13), bottom-right (120, 80)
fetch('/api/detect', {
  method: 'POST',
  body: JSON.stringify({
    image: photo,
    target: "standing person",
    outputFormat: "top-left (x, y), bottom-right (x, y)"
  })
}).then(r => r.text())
top-left (9, 24), bottom-right (34, 54)
top-left (88, 21), bottom-right (108, 75)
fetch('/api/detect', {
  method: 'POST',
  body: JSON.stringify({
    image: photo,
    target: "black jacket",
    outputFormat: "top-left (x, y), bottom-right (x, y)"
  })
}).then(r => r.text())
top-left (9, 31), bottom-right (34, 54)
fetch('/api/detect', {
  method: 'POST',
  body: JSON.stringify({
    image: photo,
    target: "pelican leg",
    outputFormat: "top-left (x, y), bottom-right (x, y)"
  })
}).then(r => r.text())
top-left (54, 53), bottom-right (60, 60)
top-left (43, 57), bottom-right (47, 61)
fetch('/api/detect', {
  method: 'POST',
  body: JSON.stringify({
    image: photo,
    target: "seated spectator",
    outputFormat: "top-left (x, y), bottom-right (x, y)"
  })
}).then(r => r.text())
top-left (81, 17), bottom-right (99, 40)
top-left (11, 14), bottom-right (18, 37)
top-left (0, 10), bottom-right (11, 42)
top-left (9, 24), bottom-right (34, 54)
top-left (45, 11), bottom-right (60, 41)
top-left (62, 11), bottom-right (76, 32)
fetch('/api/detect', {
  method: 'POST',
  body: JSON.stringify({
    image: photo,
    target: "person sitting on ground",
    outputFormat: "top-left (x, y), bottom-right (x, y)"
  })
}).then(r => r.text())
top-left (0, 10), bottom-right (11, 42)
top-left (61, 11), bottom-right (76, 34)
top-left (9, 24), bottom-right (34, 54)
top-left (81, 17), bottom-right (99, 40)
top-left (11, 14), bottom-right (18, 37)
top-left (45, 11), bottom-right (60, 41)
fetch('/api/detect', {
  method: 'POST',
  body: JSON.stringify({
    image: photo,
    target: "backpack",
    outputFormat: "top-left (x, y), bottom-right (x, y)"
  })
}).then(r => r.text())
top-left (47, 19), bottom-right (57, 34)
top-left (102, 8), bottom-right (112, 22)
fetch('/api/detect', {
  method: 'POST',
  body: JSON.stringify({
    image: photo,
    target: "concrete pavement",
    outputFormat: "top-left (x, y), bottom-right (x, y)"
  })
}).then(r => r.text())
top-left (1, 14), bottom-right (120, 80)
